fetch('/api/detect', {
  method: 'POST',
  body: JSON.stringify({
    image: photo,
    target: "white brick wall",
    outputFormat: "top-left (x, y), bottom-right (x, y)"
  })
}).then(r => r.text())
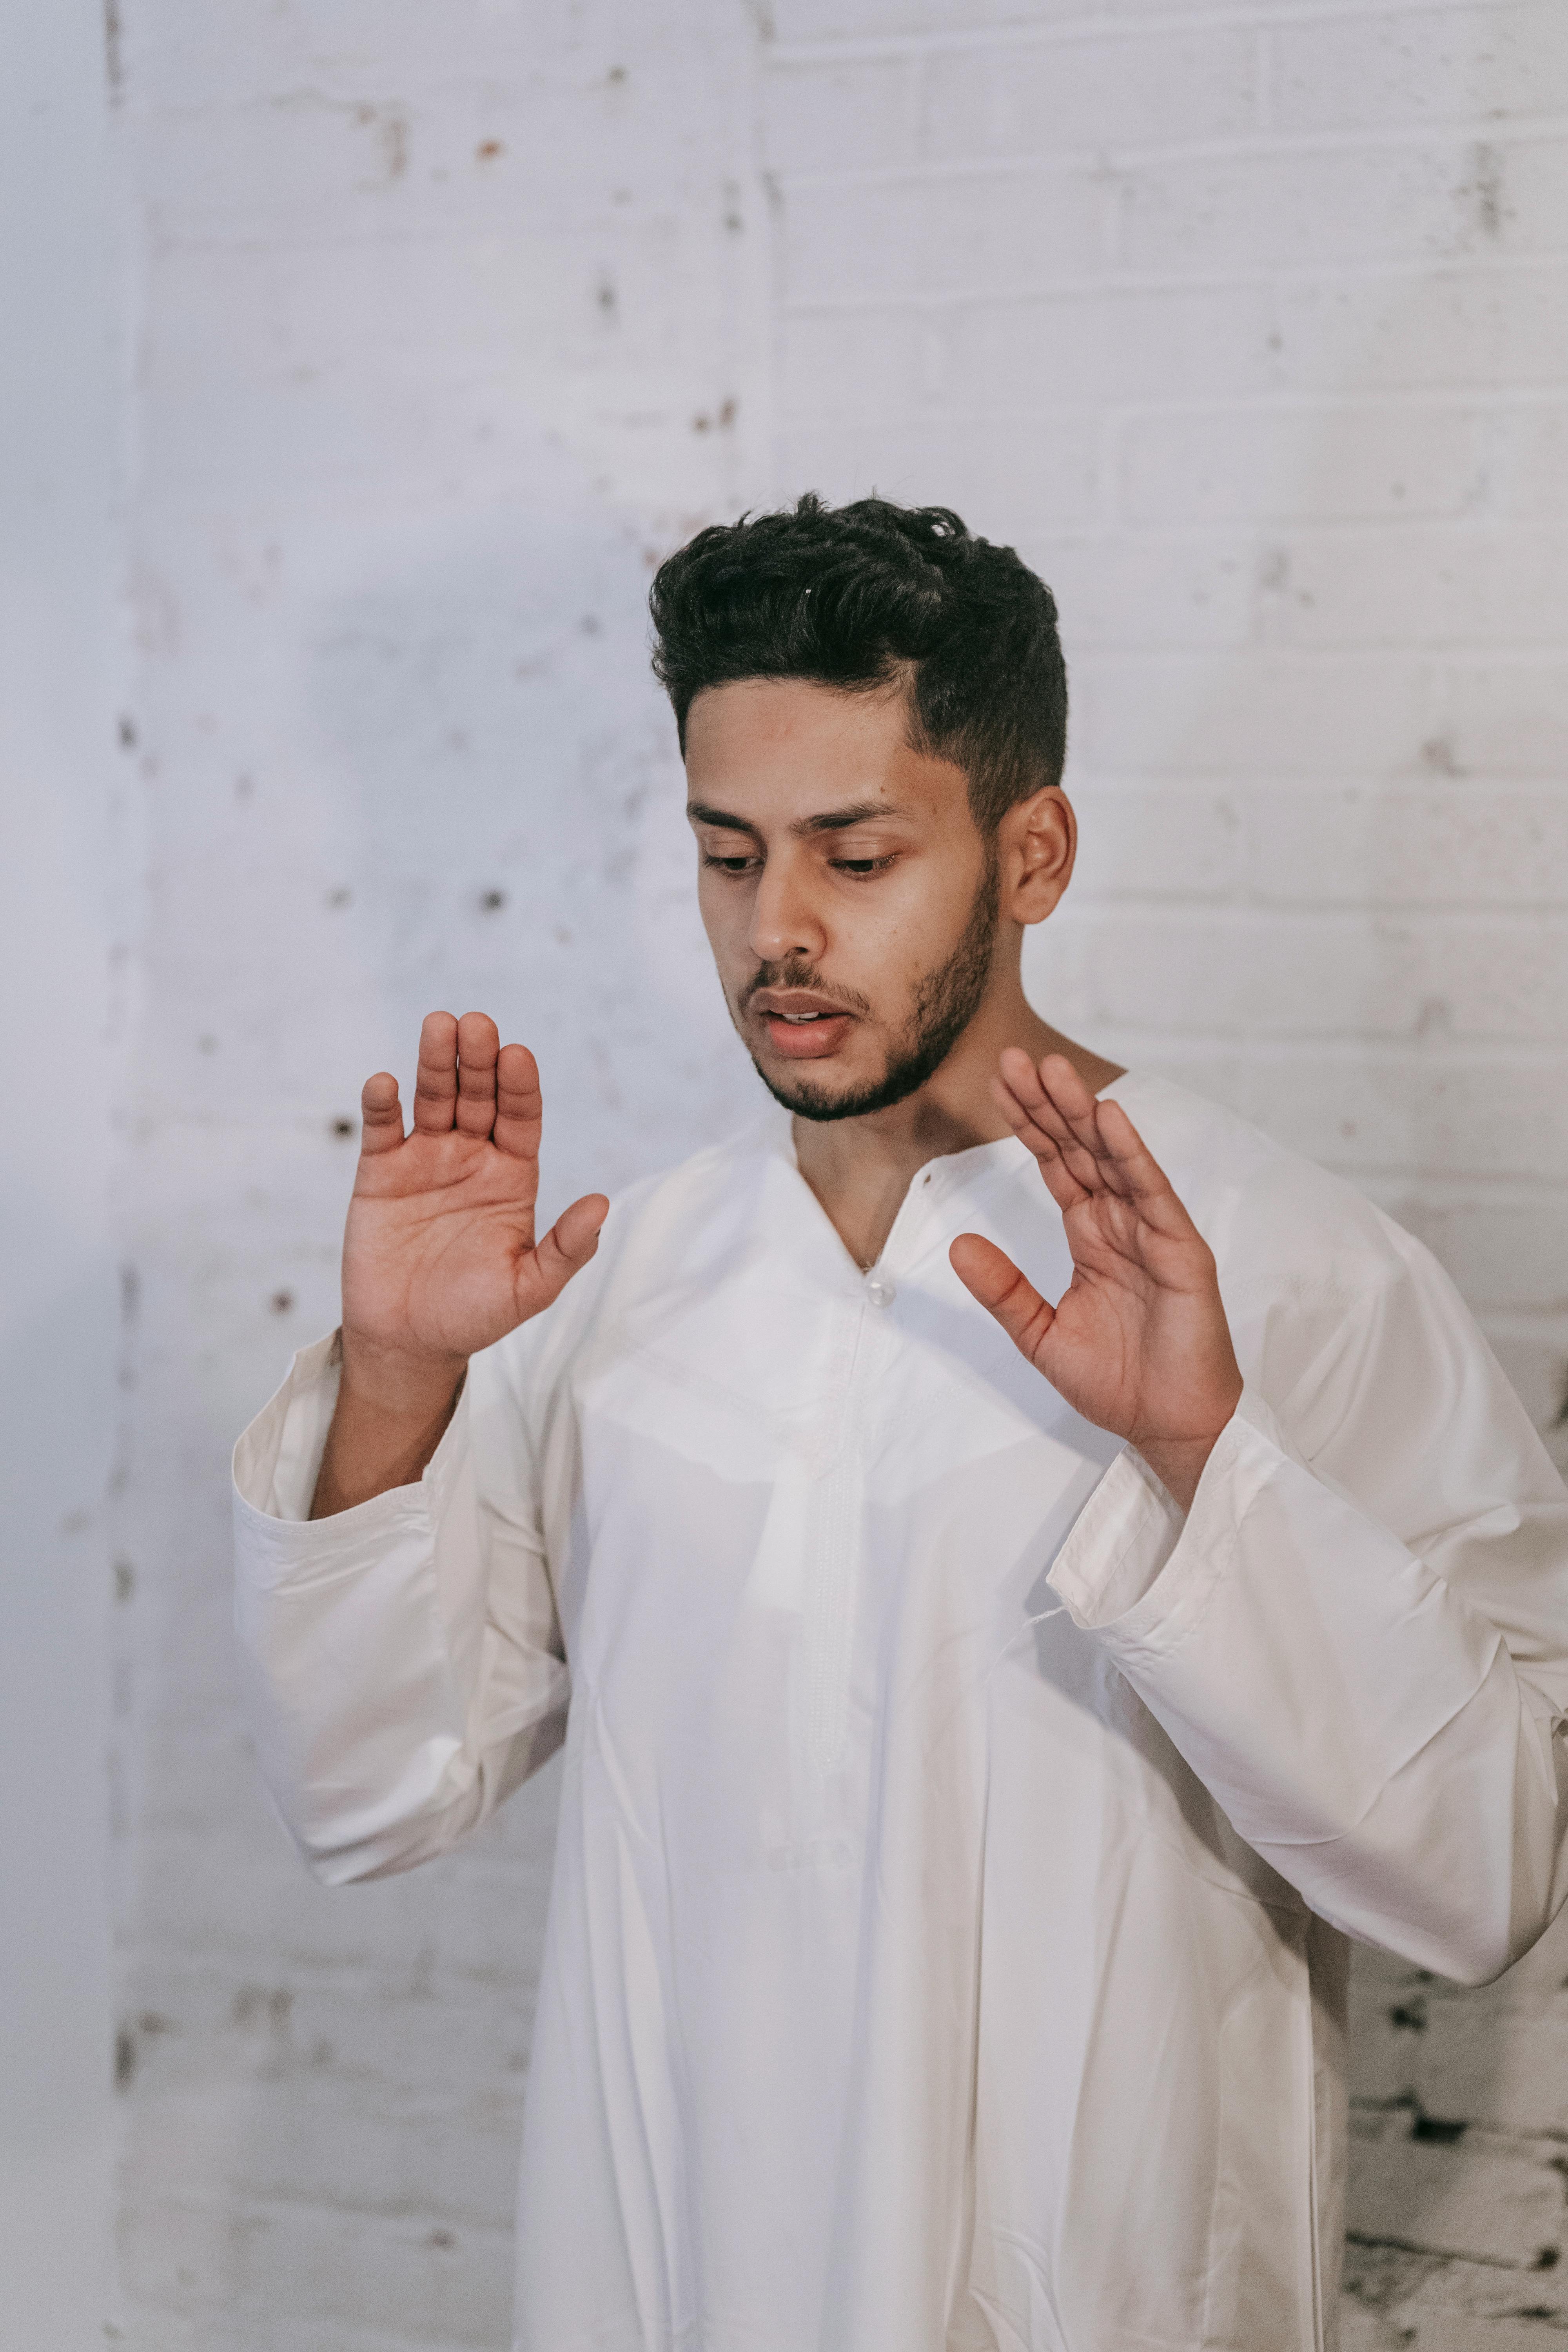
top-left (105, 3), bottom-right (1568, 2347)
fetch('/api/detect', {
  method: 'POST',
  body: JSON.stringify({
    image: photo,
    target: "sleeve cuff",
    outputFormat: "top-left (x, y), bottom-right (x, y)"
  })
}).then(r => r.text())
top-left (1048, 1387), bottom-right (1290, 1647)
top-left (231, 1328), bottom-right (342, 1521)
top-left (231, 1330), bottom-right (469, 1579)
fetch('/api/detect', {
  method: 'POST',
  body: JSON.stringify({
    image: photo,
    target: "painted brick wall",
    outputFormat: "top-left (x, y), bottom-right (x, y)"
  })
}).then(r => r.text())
top-left (110, 4), bottom-right (1568, 2348)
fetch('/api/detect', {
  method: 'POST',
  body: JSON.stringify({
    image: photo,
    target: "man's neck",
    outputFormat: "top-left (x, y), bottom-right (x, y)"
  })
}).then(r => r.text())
top-left (789, 982), bottom-right (1123, 1271)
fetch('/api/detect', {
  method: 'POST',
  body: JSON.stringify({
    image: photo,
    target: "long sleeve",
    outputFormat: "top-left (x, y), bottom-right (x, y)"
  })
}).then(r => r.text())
top-left (1049, 1215), bottom-right (1568, 1987)
top-left (232, 1330), bottom-right (569, 1883)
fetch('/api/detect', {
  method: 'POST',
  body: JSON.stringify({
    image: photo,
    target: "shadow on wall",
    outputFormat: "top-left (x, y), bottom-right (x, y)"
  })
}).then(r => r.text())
top-left (299, 447), bottom-right (755, 1218)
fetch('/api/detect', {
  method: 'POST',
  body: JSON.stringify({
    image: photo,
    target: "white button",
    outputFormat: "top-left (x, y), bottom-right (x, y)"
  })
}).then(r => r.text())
top-left (864, 1272), bottom-right (896, 1308)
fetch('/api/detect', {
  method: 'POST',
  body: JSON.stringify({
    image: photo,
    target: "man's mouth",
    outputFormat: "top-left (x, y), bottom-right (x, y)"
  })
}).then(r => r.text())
top-left (749, 987), bottom-right (858, 1062)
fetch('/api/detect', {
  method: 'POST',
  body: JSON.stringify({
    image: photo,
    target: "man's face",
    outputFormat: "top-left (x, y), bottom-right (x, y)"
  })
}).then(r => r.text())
top-left (684, 677), bottom-right (1000, 1122)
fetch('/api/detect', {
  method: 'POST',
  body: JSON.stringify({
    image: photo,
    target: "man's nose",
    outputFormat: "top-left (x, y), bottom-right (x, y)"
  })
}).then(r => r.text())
top-left (748, 849), bottom-right (826, 967)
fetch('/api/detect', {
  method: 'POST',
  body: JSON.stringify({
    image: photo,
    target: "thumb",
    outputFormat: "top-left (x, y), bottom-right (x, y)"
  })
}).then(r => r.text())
top-left (950, 1232), bottom-right (1056, 1368)
top-left (516, 1191), bottom-right (610, 1320)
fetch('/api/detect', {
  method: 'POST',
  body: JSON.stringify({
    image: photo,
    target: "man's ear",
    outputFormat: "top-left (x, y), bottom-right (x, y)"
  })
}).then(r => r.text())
top-left (1000, 786), bottom-right (1076, 926)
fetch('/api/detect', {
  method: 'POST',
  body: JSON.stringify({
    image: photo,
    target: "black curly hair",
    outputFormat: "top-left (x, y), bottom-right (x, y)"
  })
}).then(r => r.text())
top-left (648, 494), bottom-right (1067, 832)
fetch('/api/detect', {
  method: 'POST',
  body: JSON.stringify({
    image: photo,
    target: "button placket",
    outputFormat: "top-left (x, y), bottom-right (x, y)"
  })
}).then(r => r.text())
top-left (868, 1160), bottom-right (947, 1299)
top-left (793, 1167), bottom-right (940, 1794)
top-left (798, 1291), bottom-right (877, 1784)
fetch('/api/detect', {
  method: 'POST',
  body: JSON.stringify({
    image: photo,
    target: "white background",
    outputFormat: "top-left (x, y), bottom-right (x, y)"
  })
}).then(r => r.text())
top-left (4, 3), bottom-right (1568, 2347)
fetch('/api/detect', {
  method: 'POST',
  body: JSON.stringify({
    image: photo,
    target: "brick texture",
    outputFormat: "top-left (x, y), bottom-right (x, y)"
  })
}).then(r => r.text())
top-left (111, 3), bottom-right (1568, 2347)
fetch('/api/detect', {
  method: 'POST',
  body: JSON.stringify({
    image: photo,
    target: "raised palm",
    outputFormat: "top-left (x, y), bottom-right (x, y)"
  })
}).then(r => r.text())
top-left (950, 1052), bottom-right (1241, 1510)
top-left (343, 1009), bottom-right (608, 1376)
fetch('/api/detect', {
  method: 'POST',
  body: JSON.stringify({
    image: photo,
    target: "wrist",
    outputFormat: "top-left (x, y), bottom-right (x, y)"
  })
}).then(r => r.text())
top-left (338, 1326), bottom-right (466, 1423)
top-left (311, 1336), bottom-right (465, 1520)
top-left (1132, 1436), bottom-right (1218, 1516)
top-left (1133, 1385), bottom-right (1241, 1515)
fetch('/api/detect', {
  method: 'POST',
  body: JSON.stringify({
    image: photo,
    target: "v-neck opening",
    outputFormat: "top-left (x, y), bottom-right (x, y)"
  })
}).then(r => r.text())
top-left (755, 1089), bottom-right (1145, 1284)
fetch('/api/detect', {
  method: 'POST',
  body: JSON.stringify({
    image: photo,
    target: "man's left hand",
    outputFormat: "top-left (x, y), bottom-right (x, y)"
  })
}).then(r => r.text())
top-left (950, 1052), bottom-right (1243, 1514)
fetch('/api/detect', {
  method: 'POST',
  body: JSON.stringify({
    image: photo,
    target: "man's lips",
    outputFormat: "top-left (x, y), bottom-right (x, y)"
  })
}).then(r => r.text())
top-left (748, 989), bottom-right (858, 1062)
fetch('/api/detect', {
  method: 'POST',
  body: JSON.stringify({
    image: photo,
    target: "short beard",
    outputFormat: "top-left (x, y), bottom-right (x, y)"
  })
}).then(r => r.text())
top-left (748, 844), bottom-right (1001, 1125)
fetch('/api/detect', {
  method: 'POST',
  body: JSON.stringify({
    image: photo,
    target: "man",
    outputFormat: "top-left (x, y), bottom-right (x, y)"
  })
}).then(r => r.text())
top-left (234, 497), bottom-right (1568, 2351)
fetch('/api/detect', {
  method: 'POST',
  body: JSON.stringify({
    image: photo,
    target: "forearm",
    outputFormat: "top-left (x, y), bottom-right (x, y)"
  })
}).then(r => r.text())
top-left (309, 1331), bottom-right (466, 1517)
top-left (1051, 1392), bottom-right (1568, 1983)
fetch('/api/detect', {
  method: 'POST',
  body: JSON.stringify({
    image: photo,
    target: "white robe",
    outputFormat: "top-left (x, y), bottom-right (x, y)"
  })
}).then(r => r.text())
top-left (232, 1073), bottom-right (1568, 2352)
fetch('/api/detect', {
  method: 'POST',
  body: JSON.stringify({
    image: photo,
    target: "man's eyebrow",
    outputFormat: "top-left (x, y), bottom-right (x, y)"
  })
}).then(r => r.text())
top-left (685, 798), bottom-right (908, 838)
top-left (797, 799), bottom-right (906, 835)
top-left (686, 801), bottom-right (762, 839)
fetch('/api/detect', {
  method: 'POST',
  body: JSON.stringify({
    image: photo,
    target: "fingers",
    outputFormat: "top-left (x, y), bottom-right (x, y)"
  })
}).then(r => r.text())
top-left (1092, 1096), bottom-right (1199, 1235)
top-left (991, 1063), bottom-right (1091, 1214)
top-left (997, 1049), bottom-right (1114, 1198)
top-left (949, 1232), bottom-right (1056, 1368)
top-left (413, 1011), bottom-right (459, 1133)
top-left (359, 1070), bottom-right (405, 1155)
top-left (406, 1011), bottom-right (549, 1157)
top-left (993, 1049), bottom-right (1107, 1216)
top-left (493, 1042), bottom-right (543, 1163)
top-left (454, 1010), bottom-right (501, 1138)
top-left (998, 1052), bottom-right (1195, 1235)
top-left (516, 1192), bottom-right (611, 1319)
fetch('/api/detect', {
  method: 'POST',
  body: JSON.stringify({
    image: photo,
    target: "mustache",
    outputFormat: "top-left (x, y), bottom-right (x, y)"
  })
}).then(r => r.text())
top-left (739, 960), bottom-right (875, 1018)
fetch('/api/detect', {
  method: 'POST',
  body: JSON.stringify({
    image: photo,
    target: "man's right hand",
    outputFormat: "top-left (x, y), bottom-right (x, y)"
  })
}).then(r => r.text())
top-left (310, 1009), bottom-right (608, 1518)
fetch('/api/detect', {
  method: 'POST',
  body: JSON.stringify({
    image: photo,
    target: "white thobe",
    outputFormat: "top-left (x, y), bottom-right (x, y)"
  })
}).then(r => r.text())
top-left (232, 1073), bottom-right (1568, 2352)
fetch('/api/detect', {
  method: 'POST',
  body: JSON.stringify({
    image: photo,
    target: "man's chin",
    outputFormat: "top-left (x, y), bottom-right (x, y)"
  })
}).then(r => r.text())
top-left (751, 1051), bottom-right (931, 1125)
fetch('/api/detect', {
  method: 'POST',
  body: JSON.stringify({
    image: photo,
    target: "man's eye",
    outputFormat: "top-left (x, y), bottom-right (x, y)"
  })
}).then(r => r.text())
top-left (703, 852), bottom-right (758, 875)
top-left (831, 855), bottom-right (895, 877)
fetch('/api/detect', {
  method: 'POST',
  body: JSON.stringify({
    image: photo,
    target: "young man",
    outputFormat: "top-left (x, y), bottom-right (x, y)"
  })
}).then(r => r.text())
top-left (234, 498), bottom-right (1568, 2352)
